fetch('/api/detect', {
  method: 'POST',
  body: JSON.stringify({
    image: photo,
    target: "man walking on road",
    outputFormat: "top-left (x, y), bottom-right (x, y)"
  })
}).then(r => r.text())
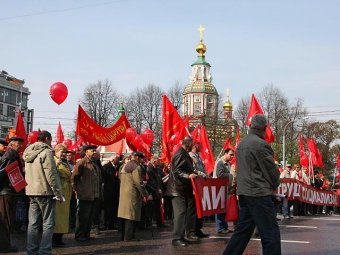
top-left (223, 114), bottom-right (281, 255)
top-left (24, 131), bottom-right (63, 255)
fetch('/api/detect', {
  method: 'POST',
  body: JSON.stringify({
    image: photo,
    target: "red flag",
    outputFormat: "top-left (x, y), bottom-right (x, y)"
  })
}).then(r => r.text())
top-left (14, 111), bottom-right (28, 150)
top-left (298, 134), bottom-right (308, 167)
top-left (161, 95), bottom-right (187, 165)
top-left (56, 122), bottom-right (64, 144)
top-left (199, 125), bottom-right (215, 174)
top-left (191, 124), bottom-right (200, 144)
top-left (246, 94), bottom-right (275, 143)
top-left (306, 137), bottom-right (323, 168)
top-left (337, 154), bottom-right (340, 168)
top-left (222, 136), bottom-right (234, 150)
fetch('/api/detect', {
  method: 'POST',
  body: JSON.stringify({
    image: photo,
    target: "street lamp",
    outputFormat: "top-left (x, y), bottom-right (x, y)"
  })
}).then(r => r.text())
top-left (282, 117), bottom-right (309, 170)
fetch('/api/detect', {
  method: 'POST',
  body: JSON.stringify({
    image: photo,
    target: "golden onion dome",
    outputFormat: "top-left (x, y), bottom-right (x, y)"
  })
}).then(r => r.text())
top-left (223, 100), bottom-right (233, 110)
top-left (196, 40), bottom-right (206, 56)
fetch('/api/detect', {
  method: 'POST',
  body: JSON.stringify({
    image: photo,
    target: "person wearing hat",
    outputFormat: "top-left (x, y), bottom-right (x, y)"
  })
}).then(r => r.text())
top-left (223, 114), bottom-right (281, 255)
top-left (71, 144), bottom-right (102, 242)
top-left (0, 136), bottom-right (24, 252)
top-left (24, 131), bottom-right (63, 255)
top-left (118, 151), bottom-right (148, 241)
top-left (0, 139), bottom-right (8, 158)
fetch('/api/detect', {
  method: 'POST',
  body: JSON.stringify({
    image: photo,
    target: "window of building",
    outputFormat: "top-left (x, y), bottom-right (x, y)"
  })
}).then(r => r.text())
top-left (194, 102), bottom-right (201, 116)
top-left (4, 89), bottom-right (17, 105)
top-left (0, 103), bottom-right (3, 115)
top-left (7, 105), bottom-right (16, 117)
top-left (194, 95), bottom-right (200, 102)
top-left (0, 87), bottom-right (4, 102)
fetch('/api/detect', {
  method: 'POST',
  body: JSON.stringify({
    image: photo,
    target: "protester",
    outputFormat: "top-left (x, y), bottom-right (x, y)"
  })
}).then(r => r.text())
top-left (189, 142), bottom-right (210, 238)
top-left (0, 136), bottom-right (24, 253)
top-left (167, 136), bottom-right (198, 247)
top-left (24, 131), bottom-right (63, 255)
top-left (66, 150), bottom-right (77, 231)
top-left (146, 155), bottom-right (164, 228)
top-left (92, 151), bottom-right (104, 235)
top-left (0, 139), bottom-right (8, 158)
top-left (102, 155), bottom-right (120, 230)
top-left (280, 164), bottom-right (293, 219)
top-left (53, 144), bottom-right (72, 246)
top-left (223, 114), bottom-right (281, 255)
top-left (118, 151), bottom-right (148, 241)
top-left (213, 148), bottom-right (235, 234)
top-left (72, 145), bottom-right (102, 242)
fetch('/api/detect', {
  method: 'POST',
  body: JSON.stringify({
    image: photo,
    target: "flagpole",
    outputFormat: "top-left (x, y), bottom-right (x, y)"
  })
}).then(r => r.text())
top-left (332, 167), bottom-right (338, 187)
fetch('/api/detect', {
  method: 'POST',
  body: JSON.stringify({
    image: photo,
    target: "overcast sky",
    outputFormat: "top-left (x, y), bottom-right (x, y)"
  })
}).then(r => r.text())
top-left (1, 0), bottom-right (340, 138)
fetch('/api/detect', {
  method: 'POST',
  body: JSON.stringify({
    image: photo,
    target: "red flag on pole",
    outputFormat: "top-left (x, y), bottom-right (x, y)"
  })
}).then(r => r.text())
top-left (14, 111), bottom-right (28, 150)
top-left (199, 125), bottom-right (215, 174)
top-left (306, 137), bottom-right (323, 168)
top-left (222, 136), bottom-right (234, 150)
top-left (246, 94), bottom-right (275, 143)
top-left (299, 134), bottom-right (308, 168)
top-left (56, 122), bottom-right (64, 144)
top-left (160, 95), bottom-right (187, 165)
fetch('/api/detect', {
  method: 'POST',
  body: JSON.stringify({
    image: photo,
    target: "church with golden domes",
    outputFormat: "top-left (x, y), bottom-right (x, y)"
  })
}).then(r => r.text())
top-left (182, 26), bottom-right (237, 155)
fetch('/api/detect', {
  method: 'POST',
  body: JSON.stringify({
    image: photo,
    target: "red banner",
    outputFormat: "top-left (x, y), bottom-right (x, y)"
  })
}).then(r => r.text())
top-left (192, 178), bottom-right (229, 218)
top-left (5, 161), bottom-right (27, 192)
top-left (276, 179), bottom-right (340, 206)
top-left (76, 105), bottom-right (131, 146)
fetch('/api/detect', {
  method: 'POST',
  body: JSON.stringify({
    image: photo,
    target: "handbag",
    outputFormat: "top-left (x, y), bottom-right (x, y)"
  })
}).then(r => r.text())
top-left (225, 194), bottom-right (239, 222)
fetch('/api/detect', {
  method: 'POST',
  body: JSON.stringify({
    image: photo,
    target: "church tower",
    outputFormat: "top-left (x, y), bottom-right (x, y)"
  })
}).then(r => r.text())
top-left (223, 89), bottom-right (233, 120)
top-left (183, 26), bottom-right (219, 126)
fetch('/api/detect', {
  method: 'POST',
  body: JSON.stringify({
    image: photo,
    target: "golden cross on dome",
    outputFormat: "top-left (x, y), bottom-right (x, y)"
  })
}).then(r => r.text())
top-left (197, 25), bottom-right (205, 41)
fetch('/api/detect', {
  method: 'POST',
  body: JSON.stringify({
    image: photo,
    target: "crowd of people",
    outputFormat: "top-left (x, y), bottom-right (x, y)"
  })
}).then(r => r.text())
top-left (0, 114), bottom-right (339, 254)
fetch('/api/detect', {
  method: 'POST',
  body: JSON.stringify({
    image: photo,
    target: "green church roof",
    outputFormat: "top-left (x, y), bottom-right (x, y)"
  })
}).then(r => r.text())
top-left (191, 56), bottom-right (211, 67)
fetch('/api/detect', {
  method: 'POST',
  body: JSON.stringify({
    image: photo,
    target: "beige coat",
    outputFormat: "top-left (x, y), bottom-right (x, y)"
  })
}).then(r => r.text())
top-left (54, 158), bottom-right (72, 233)
top-left (118, 160), bottom-right (148, 221)
top-left (23, 142), bottom-right (62, 198)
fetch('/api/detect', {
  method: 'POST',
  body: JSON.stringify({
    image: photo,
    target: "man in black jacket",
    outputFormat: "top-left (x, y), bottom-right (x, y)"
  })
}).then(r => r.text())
top-left (167, 136), bottom-right (198, 247)
top-left (102, 156), bottom-right (120, 229)
top-left (0, 136), bottom-right (24, 253)
top-left (223, 114), bottom-right (281, 255)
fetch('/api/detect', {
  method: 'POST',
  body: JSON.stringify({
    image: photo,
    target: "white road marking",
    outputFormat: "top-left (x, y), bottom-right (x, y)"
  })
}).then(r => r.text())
top-left (309, 218), bottom-right (340, 221)
top-left (209, 236), bottom-right (310, 244)
top-left (281, 225), bottom-right (317, 229)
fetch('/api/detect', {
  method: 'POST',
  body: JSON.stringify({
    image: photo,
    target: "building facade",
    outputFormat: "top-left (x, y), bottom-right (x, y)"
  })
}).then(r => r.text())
top-left (0, 70), bottom-right (33, 139)
top-left (182, 27), bottom-right (237, 155)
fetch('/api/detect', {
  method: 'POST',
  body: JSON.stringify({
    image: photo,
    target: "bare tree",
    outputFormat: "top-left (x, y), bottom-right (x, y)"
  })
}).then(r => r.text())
top-left (80, 80), bottom-right (122, 127)
top-left (167, 81), bottom-right (184, 113)
top-left (125, 84), bottom-right (164, 152)
top-left (234, 96), bottom-right (250, 134)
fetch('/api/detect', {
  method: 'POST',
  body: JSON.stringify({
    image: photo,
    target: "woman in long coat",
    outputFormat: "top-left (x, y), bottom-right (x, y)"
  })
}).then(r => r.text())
top-left (118, 152), bottom-right (148, 241)
top-left (53, 144), bottom-right (72, 246)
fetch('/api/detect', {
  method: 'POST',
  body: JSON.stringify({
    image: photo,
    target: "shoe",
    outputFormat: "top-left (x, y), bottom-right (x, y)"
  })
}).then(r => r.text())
top-left (53, 241), bottom-right (66, 247)
top-left (276, 218), bottom-right (281, 221)
top-left (196, 231), bottom-right (210, 238)
top-left (94, 227), bottom-right (101, 235)
top-left (172, 239), bottom-right (188, 247)
top-left (288, 215), bottom-right (294, 219)
top-left (0, 246), bottom-right (18, 253)
top-left (185, 234), bottom-right (200, 243)
top-left (75, 237), bottom-right (88, 242)
top-left (218, 229), bottom-right (233, 235)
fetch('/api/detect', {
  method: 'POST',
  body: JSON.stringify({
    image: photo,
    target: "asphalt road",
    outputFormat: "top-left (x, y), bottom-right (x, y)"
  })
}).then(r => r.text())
top-left (9, 214), bottom-right (340, 255)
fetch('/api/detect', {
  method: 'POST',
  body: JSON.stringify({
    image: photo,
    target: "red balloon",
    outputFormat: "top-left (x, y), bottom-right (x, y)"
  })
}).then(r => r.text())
top-left (63, 139), bottom-right (73, 149)
top-left (132, 135), bottom-right (143, 150)
top-left (49, 82), bottom-right (68, 105)
top-left (125, 128), bottom-right (137, 142)
top-left (141, 129), bottom-right (154, 146)
top-left (28, 131), bottom-right (39, 144)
